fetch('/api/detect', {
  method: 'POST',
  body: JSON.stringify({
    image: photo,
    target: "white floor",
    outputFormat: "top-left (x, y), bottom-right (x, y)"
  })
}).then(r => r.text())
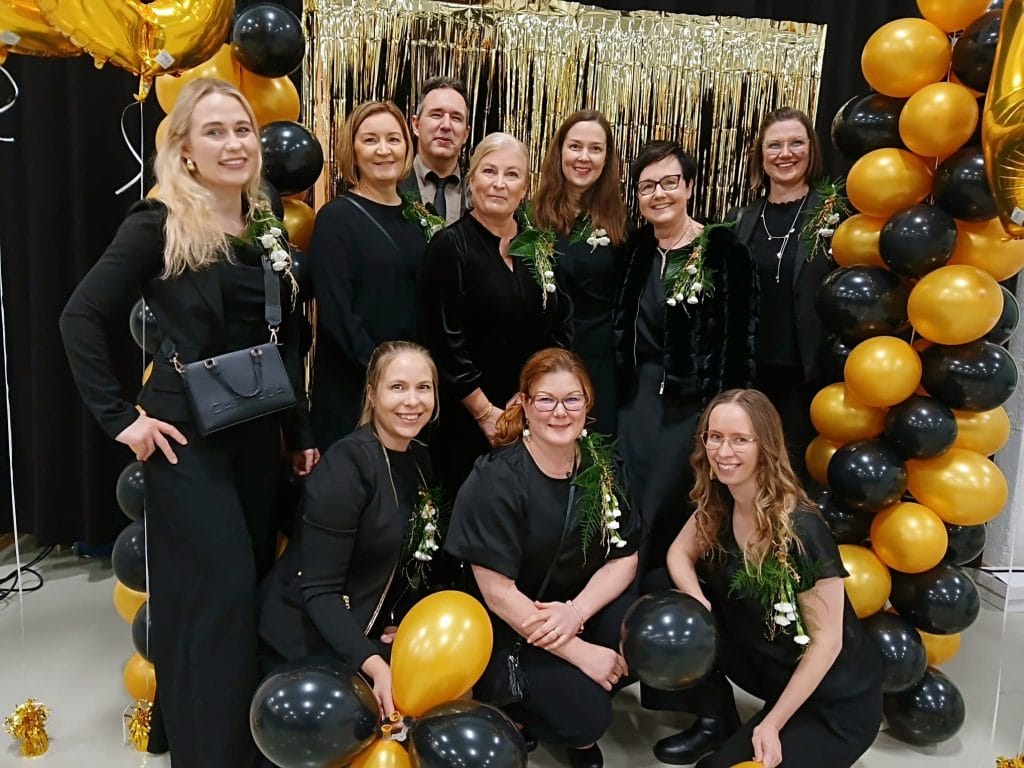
top-left (1, 545), bottom-right (1022, 768)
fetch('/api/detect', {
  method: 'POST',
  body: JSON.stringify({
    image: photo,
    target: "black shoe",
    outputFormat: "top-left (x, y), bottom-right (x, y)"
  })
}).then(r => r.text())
top-left (567, 743), bottom-right (604, 768)
top-left (520, 726), bottom-right (538, 753)
top-left (653, 715), bottom-right (739, 765)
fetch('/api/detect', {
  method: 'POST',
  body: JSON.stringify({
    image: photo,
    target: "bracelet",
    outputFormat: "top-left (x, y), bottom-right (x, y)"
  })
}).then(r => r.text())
top-left (474, 403), bottom-right (494, 422)
top-left (566, 599), bottom-right (585, 634)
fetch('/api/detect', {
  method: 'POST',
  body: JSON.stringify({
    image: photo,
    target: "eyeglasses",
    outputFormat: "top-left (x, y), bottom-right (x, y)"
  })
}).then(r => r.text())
top-left (763, 139), bottom-right (808, 156)
top-left (529, 393), bottom-right (588, 412)
top-left (636, 174), bottom-right (682, 196)
top-left (702, 432), bottom-right (757, 451)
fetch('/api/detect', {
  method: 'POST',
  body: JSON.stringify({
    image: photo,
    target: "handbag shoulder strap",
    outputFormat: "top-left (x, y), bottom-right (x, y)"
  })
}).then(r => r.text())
top-left (343, 195), bottom-right (400, 254)
top-left (534, 476), bottom-right (578, 603)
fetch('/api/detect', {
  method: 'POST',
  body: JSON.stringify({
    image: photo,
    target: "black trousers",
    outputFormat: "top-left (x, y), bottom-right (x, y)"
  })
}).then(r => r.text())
top-left (143, 416), bottom-right (282, 768)
top-left (754, 365), bottom-right (819, 488)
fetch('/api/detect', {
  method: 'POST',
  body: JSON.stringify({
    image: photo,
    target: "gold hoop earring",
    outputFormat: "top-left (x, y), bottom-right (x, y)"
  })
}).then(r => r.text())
top-left (184, 157), bottom-right (196, 173)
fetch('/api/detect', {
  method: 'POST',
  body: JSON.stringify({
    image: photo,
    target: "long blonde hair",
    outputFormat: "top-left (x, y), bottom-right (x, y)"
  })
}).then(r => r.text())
top-left (154, 78), bottom-right (270, 278)
top-left (690, 389), bottom-right (813, 570)
top-left (358, 341), bottom-right (439, 428)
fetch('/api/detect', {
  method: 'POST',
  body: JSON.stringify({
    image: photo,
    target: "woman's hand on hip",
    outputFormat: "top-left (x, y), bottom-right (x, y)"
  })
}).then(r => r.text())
top-left (116, 413), bottom-right (187, 464)
top-left (523, 600), bottom-right (579, 649)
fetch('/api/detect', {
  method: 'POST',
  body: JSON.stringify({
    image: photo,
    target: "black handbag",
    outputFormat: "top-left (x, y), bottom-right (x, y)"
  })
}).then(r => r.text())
top-left (163, 255), bottom-right (296, 436)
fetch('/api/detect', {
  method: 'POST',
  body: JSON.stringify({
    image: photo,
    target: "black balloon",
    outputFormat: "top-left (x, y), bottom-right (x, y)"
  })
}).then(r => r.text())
top-left (889, 563), bottom-right (980, 635)
top-left (131, 602), bottom-right (152, 662)
top-left (261, 121), bottom-right (324, 196)
top-left (621, 591), bottom-right (717, 690)
top-left (952, 11), bottom-right (1002, 92)
top-left (815, 267), bottom-right (910, 340)
top-left (884, 667), bottom-right (966, 745)
top-left (827, 439), bottom-right (908, 513)
top-left (817, 490), bottom-right (873, 545)
top-left (816, 334), bottom-right (857, 384)
top-left (112, 521), bottom-right (147, 592)
top-left (231, 4), bottom-right (305, 78)
top-left (116, 461), bottom-right (145, 522)
top-left (933, 146), bottom-right (997, 222)
top-left (884, 395), bottom-right (957, 460)
top-left (831, 92), bottom-right (906, 159)
top-left (250, 658), bottom-right (378, 768)
top-left (920, 341), bottom-right (1019, 411)
top-left (985, 286), bottom-right (1019, 345)
top-left (409, 700), bottom-right (527, 768)
top-left (945, 524), bottom-right (987, 566)
top-left (861, 613), bottom-right (927, 694)
top-left (988, 0), bottom-right (1004, 8)
top-left (129, 299), bottom-right (161, 354)
top-left (879, 204), bottom-right (957, 278)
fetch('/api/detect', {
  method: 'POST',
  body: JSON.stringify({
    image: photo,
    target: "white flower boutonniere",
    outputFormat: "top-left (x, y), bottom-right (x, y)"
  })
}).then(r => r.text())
top-left (245, 209), bottom-right (298, 310)
top-left (402, 486), bottom-right (449, 588)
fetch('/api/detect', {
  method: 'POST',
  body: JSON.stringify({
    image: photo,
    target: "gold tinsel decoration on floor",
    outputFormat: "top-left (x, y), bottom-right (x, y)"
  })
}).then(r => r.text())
top-left (997, 756), bottom-right (1024, 768)
top-left (125, 700), bottom-right (153, 752)
top-left (3, 698), bottom-right (51, 757)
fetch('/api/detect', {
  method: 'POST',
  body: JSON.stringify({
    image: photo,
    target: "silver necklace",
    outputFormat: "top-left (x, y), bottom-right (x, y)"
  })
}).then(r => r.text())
top-left (760, 196), bottom-right (807, 283)
top-left (655, 220), bottom-right (700, 277)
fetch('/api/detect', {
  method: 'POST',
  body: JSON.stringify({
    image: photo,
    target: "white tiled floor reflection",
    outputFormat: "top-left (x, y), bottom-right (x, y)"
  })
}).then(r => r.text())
top-left (1, 548), bottom-right (1021, 767)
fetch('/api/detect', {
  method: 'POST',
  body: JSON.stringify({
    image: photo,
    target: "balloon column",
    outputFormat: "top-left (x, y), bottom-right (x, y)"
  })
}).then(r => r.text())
top-left (822, 0), bottom-right (1023, 748)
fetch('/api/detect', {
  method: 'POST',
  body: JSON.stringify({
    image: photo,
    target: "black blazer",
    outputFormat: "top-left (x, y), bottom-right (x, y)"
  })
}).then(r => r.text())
top-left (59, 199), bottom-right (312, 449)
top-left (259, 428), bottom-right (432, 670)
top-left (729, 189), bottom-right (837, 382)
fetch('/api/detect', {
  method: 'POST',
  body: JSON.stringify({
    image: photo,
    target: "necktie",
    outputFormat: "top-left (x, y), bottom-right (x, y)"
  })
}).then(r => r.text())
top-left (425, 171), bottom-right (459, 220)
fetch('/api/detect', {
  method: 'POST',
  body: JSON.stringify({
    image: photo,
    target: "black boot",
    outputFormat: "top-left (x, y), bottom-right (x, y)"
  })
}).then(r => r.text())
top-left (653, 714), bottom-right (740, 765)
top-left (567, 743), bottom-right (604, 768)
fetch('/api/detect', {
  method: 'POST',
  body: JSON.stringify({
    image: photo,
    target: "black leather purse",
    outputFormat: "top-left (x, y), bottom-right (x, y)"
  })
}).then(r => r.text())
top-left (163, 256), bottom-right (296, 436)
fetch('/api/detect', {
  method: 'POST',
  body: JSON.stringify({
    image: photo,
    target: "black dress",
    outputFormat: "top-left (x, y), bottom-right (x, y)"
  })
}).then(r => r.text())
top-left (417, 214), bottom-right (572, 497)
top-left (554, 221), bottom-right (620, 436)
top-left (309, 193), bottom-right (427, 449)
top-left (614, 224), bottom-right (756, 576)
top-left (445, 441), bottom-right (640, 747)
top-left (259, 428), bottom-right (432, 670)
top-left (693, 507), bottom-right (882, 768)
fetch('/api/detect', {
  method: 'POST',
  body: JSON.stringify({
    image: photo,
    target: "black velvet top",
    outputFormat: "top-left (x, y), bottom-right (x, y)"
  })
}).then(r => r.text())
top-left (554, 227), bottom-right (619, 358)
top-left (749, 198), bottom-right (803, 367)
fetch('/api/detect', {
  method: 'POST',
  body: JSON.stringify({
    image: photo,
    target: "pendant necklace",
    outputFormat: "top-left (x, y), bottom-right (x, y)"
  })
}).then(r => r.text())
top-left (656, 219), bottom-right (700, 277)
top-left (760, 196), bottom-right (807, 283)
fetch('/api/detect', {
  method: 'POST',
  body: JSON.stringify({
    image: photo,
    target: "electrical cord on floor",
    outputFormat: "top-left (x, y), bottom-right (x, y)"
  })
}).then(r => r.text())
top-left (0, 545), bottom-right (55, 600)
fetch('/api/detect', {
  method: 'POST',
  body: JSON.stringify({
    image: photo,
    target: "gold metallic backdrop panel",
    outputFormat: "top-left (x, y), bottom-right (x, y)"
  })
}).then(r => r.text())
top-left (302, 0), bottom-right (826, 221)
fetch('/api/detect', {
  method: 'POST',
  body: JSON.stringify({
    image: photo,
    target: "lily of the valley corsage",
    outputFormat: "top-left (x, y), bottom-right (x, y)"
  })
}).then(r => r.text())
top-left (569, 214), bottom-right (611, 252)
top-left (509, 203), bottom-right (559, 307)
top-left (574, 431), bottom-right (628, 559)
top-left (663, 222), bottom-right (726, 309)
top-left (403, 486), bottom-right (447, 588)
top-left (730, 547), bottom-right (817, 649)
top-left (248, 207), bottom-right (299, 308)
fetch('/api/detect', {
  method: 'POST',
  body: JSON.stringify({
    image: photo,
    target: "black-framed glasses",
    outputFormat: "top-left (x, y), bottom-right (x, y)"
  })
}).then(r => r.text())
top-left (636, 174), bottom-right (682, 196)
top-left (529, 393), bottom-right (588, 412)
top-left (702, 432), bottom-right (757, 451)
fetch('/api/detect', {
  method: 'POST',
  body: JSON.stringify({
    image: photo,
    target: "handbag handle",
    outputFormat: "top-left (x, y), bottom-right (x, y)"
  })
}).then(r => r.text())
top-left (200, 347), bottom-right (266, 398)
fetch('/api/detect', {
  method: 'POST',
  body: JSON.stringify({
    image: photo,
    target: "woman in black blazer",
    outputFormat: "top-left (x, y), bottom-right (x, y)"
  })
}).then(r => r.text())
top-left (59, 79), bottom-right (315, 767)
top-left (260, 341), bottom-right (438, 718)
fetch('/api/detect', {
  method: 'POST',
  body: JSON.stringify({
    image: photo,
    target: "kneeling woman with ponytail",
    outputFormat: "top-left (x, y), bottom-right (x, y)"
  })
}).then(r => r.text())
top-left (444, 348), bottom-right (638, 768)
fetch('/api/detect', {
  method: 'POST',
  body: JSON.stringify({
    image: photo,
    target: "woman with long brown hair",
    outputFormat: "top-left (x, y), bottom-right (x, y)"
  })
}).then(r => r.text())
top-left (533, 110), bottom-right (628, 434)
top-left (655, 389), bottom-right (881, 768)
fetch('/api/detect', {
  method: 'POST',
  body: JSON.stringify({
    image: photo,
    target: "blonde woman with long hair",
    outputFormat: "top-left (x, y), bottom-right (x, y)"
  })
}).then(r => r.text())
top-left (60, 78), bottom-right (316, 766)
top-left (655, 389), bottom-right (881, 768)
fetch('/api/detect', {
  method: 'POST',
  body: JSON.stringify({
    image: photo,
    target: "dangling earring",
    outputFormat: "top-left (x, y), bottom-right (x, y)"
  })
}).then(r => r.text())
top-left (184, 157), bottom-right (196, 173)
top-left (523, 418), bottom-right (531, 441)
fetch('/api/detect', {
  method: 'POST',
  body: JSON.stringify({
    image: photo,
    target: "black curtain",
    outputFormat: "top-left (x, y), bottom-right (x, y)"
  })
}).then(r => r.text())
top-left (0, 0), bottom-right (917, 544)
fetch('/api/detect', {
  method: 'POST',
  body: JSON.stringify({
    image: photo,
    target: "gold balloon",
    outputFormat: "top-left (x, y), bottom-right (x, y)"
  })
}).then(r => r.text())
top-left (846, 149), bottom-right (933, 219)
top-left (907, 265), bottom-right (1004, 344)
top-left (805, 435), bottom-right (842, 487)
top-left (351, 739), bottom-right (411, 768)
top-left (907, 448), bottom-right (1008, 525)
top-left (240, 71), bottom-right (301, 127)
top-left (142, 360), bottom-right (153, 385)
top-left (283, 198), bottom-right (316, 251)
top-left (861, 18), bottom-right (952, 98)
top-left (948, 217), bottom-right (1024, 280)
top-left (870, 502), bottom-right (948, 574)
top-left (983, 0), bottom-right (1024, 238)
top-left (0, 0), bottom-right (81, 59)
top-left (36, 0), bottom-right (233, 101)
top-left (810, 383), bottom-right (888, 444)
top-left (917, 0), bottom-right (990, 32)
top-left (730, 763), bottom-right (765, 768)
top-left (831, 214), bottom-right (887, 268)
top-left (391, 591), bottom-right (493, 717)
top-left (838, 544), bottom-right (892, 619)
top-left (113, 580), bottom-right (147, 623)
top-left (919, 630), bottom-right (962, 665)
top-left (155, 43), bottom-right (241, 114)
top-left (123, 652), bottom-right (157, 701)
top-left (953, 407), bottom-right (1011, 455)
top-left (844, 337), bottom-right (922, 408)
top-left (899, 83), bottom-right (980, 158)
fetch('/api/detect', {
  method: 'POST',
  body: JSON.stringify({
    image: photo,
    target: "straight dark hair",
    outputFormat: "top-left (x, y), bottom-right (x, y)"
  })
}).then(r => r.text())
top-left (629, 140), bottom-right (698, 190)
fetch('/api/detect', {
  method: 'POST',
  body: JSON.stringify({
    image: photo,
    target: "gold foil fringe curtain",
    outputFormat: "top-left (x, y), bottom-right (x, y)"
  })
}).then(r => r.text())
top-left (302, 0), bottom-right (826, 222)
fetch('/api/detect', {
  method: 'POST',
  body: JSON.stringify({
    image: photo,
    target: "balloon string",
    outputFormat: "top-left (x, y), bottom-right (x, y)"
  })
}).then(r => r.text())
top-left (0, 65), bottom-right (18, 143)
top-left (116, 101), bottom-right (145, 197)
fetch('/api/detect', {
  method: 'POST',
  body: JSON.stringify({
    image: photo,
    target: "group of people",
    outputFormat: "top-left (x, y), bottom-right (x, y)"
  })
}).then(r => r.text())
top-left (60, 74), bottom-right (882, 768)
